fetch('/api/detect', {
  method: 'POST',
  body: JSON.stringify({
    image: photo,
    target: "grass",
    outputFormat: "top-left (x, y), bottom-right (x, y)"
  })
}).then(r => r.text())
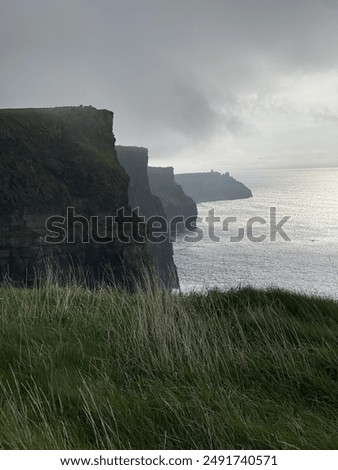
top-left (0, 280), bottom-right (337, 450)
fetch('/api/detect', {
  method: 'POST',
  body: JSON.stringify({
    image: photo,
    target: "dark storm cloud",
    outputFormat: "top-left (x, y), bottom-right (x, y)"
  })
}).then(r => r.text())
top-left (1, 0), bottom-right (338, 169)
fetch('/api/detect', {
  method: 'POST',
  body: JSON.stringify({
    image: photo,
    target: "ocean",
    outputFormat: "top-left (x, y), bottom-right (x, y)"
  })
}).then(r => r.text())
top-left (173, 168), bottom-right (338, 299)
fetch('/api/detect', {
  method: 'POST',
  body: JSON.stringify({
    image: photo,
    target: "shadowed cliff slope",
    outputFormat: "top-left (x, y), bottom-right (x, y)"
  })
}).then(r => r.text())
top-left (175, 171), bottom-right (253, 203)
top-left (148, 167), bottom-right (197, 227)
top-left (116, 146), bottom-right (178, 288)
top-left (0, 106), bottom-right (148, 284)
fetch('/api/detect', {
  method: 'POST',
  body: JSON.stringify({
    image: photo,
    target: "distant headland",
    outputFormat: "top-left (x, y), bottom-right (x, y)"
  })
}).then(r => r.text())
top-left (175, 171), bottom-right (253, 203)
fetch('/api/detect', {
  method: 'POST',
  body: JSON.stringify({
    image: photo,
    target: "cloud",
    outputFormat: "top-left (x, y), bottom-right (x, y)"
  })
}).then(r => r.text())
top-left (1, 0), bottom-right (338, 170)
top-left (311, 109), bottom-right (338, 124)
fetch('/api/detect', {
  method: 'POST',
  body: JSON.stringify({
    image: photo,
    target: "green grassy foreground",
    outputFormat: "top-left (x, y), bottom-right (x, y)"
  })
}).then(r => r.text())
top-left (0, 282), bottom-right (337, 450)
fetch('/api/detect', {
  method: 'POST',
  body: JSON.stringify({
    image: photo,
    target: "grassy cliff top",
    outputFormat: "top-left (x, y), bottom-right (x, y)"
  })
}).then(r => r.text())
top-left (0, 284), bottom-right (336, 449)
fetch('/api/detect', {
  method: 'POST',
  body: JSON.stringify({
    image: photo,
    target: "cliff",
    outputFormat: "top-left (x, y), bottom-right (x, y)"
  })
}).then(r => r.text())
top-left (116, 146), bottom-right (178, 288)
top-left (174, 171), bottom-right (253, 203)
top-left (0, 106), bottom-right (149, 285)
top-left (147, 167), bottom-right (197, 228)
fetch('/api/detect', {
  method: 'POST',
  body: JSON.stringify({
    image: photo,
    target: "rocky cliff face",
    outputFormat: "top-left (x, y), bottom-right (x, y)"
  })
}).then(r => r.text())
top-left (175, 171), bottom-right (253, 203)
top-left (148, 167), bottom-right (197, 228)
top-left (116, 146), bottom-right (178, 289)
top-left (0, 106), bottom-right (149, 285)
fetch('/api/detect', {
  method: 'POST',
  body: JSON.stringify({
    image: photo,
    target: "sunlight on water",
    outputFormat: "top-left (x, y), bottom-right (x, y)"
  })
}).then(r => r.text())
top-left (174, 168), bottom-right (338, 298)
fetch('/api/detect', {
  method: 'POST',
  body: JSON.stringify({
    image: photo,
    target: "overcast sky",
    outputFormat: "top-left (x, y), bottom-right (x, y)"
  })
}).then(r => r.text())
top-left (1, 0), bottom-right (338, 172)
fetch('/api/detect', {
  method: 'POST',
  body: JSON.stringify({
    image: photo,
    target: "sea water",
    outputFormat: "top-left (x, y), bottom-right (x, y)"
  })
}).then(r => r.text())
top-left (173, 168), bottom-right (338, 298)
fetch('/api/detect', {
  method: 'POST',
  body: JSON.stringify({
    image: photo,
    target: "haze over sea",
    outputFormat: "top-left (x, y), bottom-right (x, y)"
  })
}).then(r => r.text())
top-left (174, 168), bottom-right (338, 299)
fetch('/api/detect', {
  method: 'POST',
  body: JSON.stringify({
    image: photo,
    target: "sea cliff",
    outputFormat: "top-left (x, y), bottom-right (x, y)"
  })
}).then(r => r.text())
top-left (0, 106), bottom-right (149, 285)
top-left (148, 167), bottom-right (197, 228)
top-left (116, 146), bottom-right (178, 288)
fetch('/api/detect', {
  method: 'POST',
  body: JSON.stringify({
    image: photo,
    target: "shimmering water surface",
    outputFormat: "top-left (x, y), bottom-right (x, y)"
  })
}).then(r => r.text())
top-left (173, 168), bottom-right (338, 298)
